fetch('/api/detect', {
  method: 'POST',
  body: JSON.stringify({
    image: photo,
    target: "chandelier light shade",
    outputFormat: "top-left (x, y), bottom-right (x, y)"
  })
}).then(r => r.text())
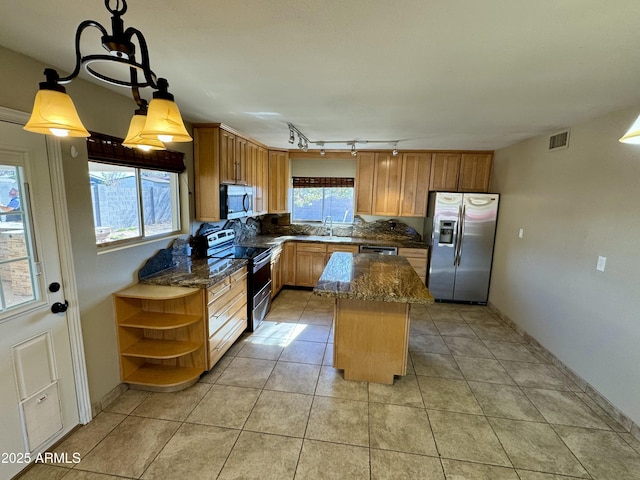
top-left (23, 0), bottom-right (191, 147)
top-left (619, 114), bottom-right (640, 144)
top-left (140, 79), bottom-right (192, 143)
top-left (122, 108), bottom-right (165, 151)
top-left (24, 69), bottom-right (90, 137)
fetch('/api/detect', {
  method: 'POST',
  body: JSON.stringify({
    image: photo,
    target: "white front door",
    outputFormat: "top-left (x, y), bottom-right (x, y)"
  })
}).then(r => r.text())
top-left (0, 118), bottom-right (82, 479)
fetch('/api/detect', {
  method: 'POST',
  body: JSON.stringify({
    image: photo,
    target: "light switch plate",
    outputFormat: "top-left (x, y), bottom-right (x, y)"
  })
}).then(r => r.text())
top-left (596, 256), bottom-right (606, 272)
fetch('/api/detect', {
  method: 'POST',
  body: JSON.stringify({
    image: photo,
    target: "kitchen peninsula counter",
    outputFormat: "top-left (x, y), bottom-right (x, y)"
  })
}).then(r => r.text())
top-left (314, 252), bottom-right (433, 384)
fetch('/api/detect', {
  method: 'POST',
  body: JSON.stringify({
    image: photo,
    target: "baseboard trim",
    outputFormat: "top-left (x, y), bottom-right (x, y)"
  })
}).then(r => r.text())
top-left (487, 301), bottom-right (639, 443)
top-left (90, 383), bottom-right (128, 418)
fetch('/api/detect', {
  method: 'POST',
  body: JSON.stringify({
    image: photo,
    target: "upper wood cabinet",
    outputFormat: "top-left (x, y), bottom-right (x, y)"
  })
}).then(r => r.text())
top-left (233, 135), bottom-right (248, 185)
top-left (400, 153), bottom-right (431, 217)
top-left (459, 153), bottom-right (492, 192)
top-left (194, 127), bottom-right (221, 222)
top-left (429, 152), bottom-right (493, 192)
top-left (356, 151), bottom-right (431, 217)
top-left (268, 150), bottom-right (290, 213)
top-left (429, 153), bottom-right (461, 191)
top-left (247, 143), bottom-right (268, 215)
top-left (355, 152), bottom-right (375, 215)
top-left (372, 153), bottom-right (403, 216)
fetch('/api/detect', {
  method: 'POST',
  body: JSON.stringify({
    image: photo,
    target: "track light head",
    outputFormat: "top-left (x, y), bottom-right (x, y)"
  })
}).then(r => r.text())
top-left (351, 143), bottom-right (357, 156)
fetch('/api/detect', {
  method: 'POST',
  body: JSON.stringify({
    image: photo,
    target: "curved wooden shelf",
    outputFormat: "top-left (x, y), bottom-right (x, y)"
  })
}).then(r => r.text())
top-left (123, 364), bottom-right (202, 391)
top-left (122, 339), bottom-right (201, 359)
top-left (119, 311), bottom-right (202, 330)
top-left (115, 284), bottom-right (200, 300)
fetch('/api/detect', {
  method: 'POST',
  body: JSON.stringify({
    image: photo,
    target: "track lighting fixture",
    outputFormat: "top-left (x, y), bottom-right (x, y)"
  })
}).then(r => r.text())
top-left (286, 123), bottom-right (400, 155)
top-left (23, 0), bottom-right (192, 149)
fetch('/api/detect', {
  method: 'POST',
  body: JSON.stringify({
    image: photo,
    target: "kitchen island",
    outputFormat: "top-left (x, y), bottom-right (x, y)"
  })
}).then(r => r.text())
top-left (314, 252), bottom-right (434, 384)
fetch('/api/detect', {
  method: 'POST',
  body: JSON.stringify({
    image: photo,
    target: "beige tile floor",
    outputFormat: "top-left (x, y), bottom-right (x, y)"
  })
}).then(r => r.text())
top-left (19, 289), bottom-right (640, 480)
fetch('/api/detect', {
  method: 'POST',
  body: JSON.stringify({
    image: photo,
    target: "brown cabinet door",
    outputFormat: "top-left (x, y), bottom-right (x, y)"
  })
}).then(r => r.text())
top-left (372, 153), bottom-right (402, 216)
top-left (283, 242), bottom-right (296, 285)
top-left (400, 152), bottom-right (431, 217)
top-left (235, 136), bottom-right (248, 185)
top-left (355, 152), bottom-right (375, 215)
top-left (268, 150), bottom-right (289, 213)
top-left (296, 251), bottom-right (326, 287)
top-left (219, 129), bottom-right (236, 184)
top-left (194, 127), bottom-right (221, 221)
top-left (459, 153), bottom-right (493, 192)
top-left (429, 153), bottom-right (461, 191)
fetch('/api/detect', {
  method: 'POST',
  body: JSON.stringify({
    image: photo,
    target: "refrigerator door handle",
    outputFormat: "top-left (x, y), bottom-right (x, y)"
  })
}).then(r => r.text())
top-left (457, 204), bottom-right (467, 266)
top-left (454, 204), bottom-right (463, 266)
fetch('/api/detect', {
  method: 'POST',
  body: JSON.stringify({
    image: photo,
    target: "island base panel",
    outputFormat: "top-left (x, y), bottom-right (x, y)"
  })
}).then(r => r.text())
top-left (333, 298), bottom-right (409, 385)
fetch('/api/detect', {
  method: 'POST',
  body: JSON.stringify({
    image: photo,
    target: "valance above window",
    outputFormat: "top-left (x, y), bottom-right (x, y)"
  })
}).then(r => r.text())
top-left (292, 176), bottom-right (354, 188)
top-left (86, 132), bottom-right (185, 173)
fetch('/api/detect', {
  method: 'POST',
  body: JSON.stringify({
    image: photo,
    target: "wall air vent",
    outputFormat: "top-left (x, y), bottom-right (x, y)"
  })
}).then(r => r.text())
top-left (549, 129), bottom-right (570, 151)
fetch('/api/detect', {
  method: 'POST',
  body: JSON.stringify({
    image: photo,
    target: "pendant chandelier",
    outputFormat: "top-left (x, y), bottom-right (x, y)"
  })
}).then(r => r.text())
top-left (23, 0), bottom-right (192, 151)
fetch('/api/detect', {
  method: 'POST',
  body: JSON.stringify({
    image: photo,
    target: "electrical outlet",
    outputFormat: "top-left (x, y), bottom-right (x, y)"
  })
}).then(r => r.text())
top-left (596, 256), bottom-right (606, 272)
top-left (518, 228), bottom-right (524, 239)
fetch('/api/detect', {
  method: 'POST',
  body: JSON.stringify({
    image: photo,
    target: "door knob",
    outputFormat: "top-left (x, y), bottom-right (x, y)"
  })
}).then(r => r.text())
top-left (51, 300), bottom-right (69, 314)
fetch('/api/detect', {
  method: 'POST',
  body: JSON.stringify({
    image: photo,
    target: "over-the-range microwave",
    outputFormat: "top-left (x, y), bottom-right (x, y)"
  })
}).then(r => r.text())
top-left (220, 184), bottom-right (253, 219)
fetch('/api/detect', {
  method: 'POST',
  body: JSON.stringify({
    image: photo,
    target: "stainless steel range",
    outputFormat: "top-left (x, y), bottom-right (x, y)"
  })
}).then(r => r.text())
top-left (198, 229), bottom-right (272, 332)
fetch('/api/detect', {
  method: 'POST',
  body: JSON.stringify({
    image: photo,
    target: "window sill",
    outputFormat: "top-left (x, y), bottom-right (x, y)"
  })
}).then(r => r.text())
top-left (96, 231), bottom-right (185, 255)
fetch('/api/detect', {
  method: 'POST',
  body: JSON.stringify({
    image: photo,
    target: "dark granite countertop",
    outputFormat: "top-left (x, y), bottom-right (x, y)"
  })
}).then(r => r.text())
top-left (139, 257), bottom-right (248, 289)
top-left (237, 235), bottom-right (429, 250)
top-left (314, 252), bottom-right (434, 304)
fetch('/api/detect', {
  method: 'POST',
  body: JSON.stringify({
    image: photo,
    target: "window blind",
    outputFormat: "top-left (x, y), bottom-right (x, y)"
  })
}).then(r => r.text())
top-left (86, 132), bottom-right (186, 173)
top-left (292, 176), bottom-right (354, 188)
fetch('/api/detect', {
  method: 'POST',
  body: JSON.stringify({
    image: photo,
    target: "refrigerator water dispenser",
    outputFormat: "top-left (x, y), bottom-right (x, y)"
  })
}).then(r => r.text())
top-left (439, 220), bottom-right (455, 244)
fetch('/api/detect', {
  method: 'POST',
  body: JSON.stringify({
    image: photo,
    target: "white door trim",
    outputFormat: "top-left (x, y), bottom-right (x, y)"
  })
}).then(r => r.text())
top-left (0, 106), bottom-right (91, 424)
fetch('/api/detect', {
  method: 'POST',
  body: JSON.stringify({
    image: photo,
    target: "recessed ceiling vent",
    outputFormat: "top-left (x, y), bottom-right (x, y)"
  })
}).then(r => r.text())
top-left (549, 129), bottom-right (570, 151)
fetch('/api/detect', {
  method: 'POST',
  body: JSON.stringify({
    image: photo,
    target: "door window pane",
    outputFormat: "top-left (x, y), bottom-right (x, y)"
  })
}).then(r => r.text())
top-left (0, 165), bottom-right (37, 311)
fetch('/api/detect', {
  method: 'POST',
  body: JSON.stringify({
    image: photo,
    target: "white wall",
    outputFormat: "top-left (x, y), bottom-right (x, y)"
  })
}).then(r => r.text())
top-left (0, 46), bottom-right (195, 407)
top-left (490, 105), bottom-right (640, 425)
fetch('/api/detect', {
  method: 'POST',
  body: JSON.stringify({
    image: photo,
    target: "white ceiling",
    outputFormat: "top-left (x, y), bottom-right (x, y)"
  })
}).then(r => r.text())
top-left (2, 0), bottom-right (640, 151)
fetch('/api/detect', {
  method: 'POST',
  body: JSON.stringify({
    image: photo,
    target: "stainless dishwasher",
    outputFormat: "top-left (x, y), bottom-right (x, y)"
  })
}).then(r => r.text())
top-left (358, 245), bottom-right (398, 255)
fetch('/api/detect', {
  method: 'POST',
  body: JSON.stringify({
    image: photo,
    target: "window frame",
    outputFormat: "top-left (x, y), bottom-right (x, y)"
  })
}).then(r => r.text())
top-left (89, 161), bottom-right (182, 249)
top-left (291, 177), bottom-right (356, 225)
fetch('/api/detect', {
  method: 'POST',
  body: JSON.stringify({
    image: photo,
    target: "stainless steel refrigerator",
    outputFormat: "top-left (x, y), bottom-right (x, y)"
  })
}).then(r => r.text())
top-left (425, 192), bottom-right (499, 304)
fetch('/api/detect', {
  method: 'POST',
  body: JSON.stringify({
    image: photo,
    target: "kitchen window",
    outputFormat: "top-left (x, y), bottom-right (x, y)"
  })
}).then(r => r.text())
top-left (292, 177), bottom-right (354, 223)
top-left (89, 163), bottom-right (180, 246)
top-left (86, 132), bottom-right (184, 247)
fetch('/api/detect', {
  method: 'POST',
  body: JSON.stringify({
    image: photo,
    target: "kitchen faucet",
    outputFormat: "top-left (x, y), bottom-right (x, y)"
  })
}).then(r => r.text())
top-left (323, 215), bottom-right (333, 236)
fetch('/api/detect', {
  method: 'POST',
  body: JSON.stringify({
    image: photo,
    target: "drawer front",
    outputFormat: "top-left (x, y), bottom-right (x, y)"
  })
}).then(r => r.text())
top-left (208, 305), bottom-right (248, 355)
top-left (208, 282), bottom-right (247, 333)
top-left (398, 248), bottom-right (428, 259)
top-left (405, 256), bottom-right (427, 274)
top-left (208, 315), bottom-right (246, 369)
top-left (296, 242), bottom-right (327, 253)
top-left (230, 266), bottom-right (248, 284)
top-left (326, 244), bottom-right (359, 254)
top-left (207, 277), bottom-right (231, 304)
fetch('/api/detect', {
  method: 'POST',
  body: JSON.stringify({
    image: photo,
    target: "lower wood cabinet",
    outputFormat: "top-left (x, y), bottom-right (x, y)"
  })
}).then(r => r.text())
top-left (398, 247), bottom-right (428, 284)
top-left (326, 244), bottom-right (359, 262)
top-left (283, 242), bottom-right (296, 286)
top-left (206, 267), bottom-right (248, 369)
top-left (295, 242), bottom-right (327, 287)
top-left (270, 244), bottom-right (283, 298)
